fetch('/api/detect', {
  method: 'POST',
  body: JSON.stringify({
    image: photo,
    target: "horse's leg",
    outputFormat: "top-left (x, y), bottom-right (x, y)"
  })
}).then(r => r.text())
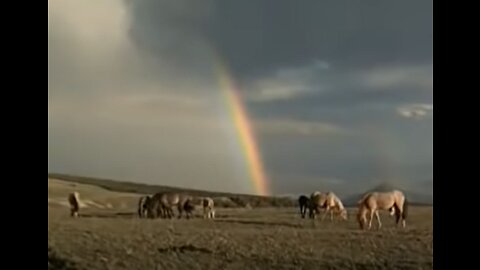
top-left (165, 207), bottom-right (170, 219)
top-left (177, 204), bottom-right (183, 219)
top-left (321, 206), bottom-right (329, 221)
top-left (203, 207), bottom-right (207, 219)
top-left (330, 209), bottom-right (334, 222)
top-left (368, 210), bottom-right (375, 230)
top-left (375, 210), bottom-right (382, 229)
top-left (157, 205), bottom-right (163, 219)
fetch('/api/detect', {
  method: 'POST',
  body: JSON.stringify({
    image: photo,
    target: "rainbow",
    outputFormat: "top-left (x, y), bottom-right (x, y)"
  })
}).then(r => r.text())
top-left (214, 58), bottom-right (270, 196)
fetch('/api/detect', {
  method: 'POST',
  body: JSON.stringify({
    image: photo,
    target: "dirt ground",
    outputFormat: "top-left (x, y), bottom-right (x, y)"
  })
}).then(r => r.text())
top-left (48, 179), bottom-right (433, 270)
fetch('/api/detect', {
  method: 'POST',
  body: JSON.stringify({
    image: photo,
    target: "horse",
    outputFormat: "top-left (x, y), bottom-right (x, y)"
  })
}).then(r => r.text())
top-left (298, 195), bottom-right (310, 218)
top-left (68, 192), bottom-right (81, 218)
top-left (309, 191), bottom-right (327, 219)
top-left (181, 197), bottom-right (197, 219)
top-left (321, 192), bottom-right (348, 221)
top-left (137, 195), bottom-right (151, 218)
top-left (202, 197), bottom-right (215, 219)
top-left (356, 190), bottom-right (408, 230)
top-left (148, 192), bottom-right (193, 219)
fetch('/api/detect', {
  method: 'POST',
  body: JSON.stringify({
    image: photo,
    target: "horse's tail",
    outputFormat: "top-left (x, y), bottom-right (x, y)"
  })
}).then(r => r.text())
top-left (393, 197), bottom-right (408, 224)
top-left (402, 197), bottom-right (408, 220)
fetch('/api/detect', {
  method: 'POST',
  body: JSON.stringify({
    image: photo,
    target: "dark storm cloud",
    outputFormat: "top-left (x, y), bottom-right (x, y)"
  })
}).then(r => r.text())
top-left (49, 0), bottom-right (432, 196)
top-left (128, 0), bottom-right (432, 79)
top-left (128, 0), bottom-right (433, 125)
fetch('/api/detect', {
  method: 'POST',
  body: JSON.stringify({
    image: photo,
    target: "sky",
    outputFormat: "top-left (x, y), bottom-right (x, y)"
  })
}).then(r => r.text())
top-left (48, 0), bottom-right (433, 197)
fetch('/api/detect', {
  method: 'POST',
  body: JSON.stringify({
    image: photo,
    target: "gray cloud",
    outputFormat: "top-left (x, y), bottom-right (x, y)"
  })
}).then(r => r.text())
top-left (49, 0), bottom-right (432, 196)
top-left (254, 119), bottom-right (345, 137)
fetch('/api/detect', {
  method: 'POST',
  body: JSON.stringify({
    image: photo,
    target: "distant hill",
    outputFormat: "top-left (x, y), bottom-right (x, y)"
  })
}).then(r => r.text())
top-left (48, 173), bottom-right (296, 208)
top-left (48, 174), bottom-right (432, 208)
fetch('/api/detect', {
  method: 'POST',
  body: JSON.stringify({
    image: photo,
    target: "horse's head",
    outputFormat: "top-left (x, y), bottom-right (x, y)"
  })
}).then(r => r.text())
top-left (389, 207), bottom-right (396, 216)
top-left (339, 209), bottom-right (348, 221)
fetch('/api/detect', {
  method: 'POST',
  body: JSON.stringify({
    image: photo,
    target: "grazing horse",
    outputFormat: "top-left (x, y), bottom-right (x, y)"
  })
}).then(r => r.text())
top-left (357, 190), bottom-right (408, 230)
top-left (68, 192), bottom-right (81, 218)
top-left (202, 197), bottom-right (215, 219)
top-left (321, 192), bottom-right (348, 221)
top-left (148, 192), bottom-right (193, 219)
top-left (181, 198), bottom-right (197, 219)
top-left (309, 191), bottom-right (328, 219)
top-left (298, 195), bottom-right (310, 218)
top-left (137, 195), bottom-right (151, 218)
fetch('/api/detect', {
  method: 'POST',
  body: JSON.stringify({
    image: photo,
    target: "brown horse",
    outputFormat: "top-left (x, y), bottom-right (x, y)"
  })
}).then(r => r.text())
top-left (298, 195), bottom-right (310, 219)
top-left (357, 190), bottom-right (408, 230)
top-left (309, 191), bottom-right (327, 219)
top-left (68, 192), bottom-right (81, 218)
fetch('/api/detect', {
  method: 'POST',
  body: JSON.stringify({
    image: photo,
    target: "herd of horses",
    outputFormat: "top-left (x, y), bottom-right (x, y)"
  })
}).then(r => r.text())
top-left (298, 190), bottom-right (408, 230)
top-left (136, 193), bottom-right (215, 220)
top-left (66, 189), bottom-right (408, 230)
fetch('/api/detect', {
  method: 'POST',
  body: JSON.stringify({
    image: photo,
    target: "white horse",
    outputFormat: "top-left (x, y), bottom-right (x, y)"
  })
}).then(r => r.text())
top-left (322, 192), bottom-right (348, 221)
top-left (357, 190), bottom-right (408, 230)
top-left (68, 192), bottom-right (81, 218)
top-left (202, 197), bottom-right (215, 219)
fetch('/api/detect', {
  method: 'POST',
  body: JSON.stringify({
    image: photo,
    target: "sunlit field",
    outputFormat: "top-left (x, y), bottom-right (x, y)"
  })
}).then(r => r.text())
top-left (48, 179), bottom-right (432, 270)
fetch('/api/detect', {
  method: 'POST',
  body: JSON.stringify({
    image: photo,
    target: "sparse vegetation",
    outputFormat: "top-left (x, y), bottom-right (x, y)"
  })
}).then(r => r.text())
top-left (48, 177), bottom-right (433, 270)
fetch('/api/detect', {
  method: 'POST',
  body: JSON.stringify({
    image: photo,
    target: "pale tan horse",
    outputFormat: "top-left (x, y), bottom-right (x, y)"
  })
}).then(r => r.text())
top-left (202, 197), bottom-right (215, 219)
top-left (137, 195), bottom-right (151, 218)
top-left (68, 192), bottom-right (81, 218)
top-left (322, 192), bottom-right (348, 221)
top-left (309, 191), bottom-right (327, 219)
top-left (148, 192), bottom-right (193, 219)
top-left (356, 190), bottom-right (408, 230)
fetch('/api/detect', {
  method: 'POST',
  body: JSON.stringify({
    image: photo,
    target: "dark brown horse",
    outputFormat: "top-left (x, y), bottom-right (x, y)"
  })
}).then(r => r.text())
top-left (298, 195), bottom-right (310, 218)
top-left (137, 195), bottom-right (151, 218)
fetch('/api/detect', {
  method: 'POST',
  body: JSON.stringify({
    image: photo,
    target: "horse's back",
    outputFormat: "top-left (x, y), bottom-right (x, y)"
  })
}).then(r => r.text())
top-left (310, 191), bottom-right (321, 199)
top-left (363, 191), bottom-right (399, 209)
top-left (68, 192), bottom-right (80, 205)
top-left (203, 197), bottom-right (214, 208)
top-left (298, 195), bottom-right (309, 205)
top-left (311, 192), bottom-right (327, 207)
top-left (159, 193), bottom-right (180, 205)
